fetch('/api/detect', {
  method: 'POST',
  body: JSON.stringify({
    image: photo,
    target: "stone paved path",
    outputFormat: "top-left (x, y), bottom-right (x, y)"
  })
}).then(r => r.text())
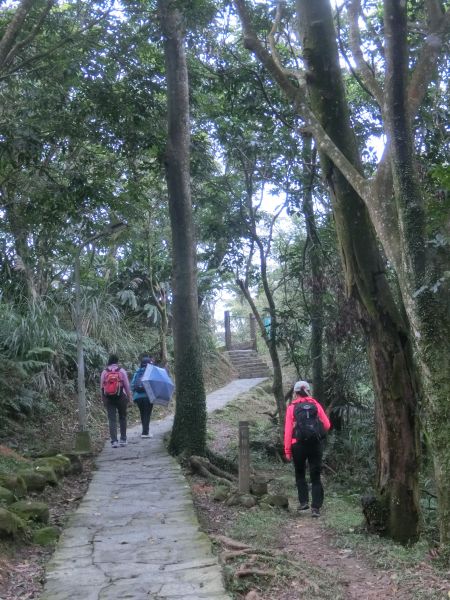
top-left (41, 378), bottom-right (267, 600)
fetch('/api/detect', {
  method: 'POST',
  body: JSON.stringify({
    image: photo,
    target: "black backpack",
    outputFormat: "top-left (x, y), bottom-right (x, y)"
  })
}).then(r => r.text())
top-left (293, 401), bottom-right (324, 442)
top-left (134, 367), bottom-right (147, 394)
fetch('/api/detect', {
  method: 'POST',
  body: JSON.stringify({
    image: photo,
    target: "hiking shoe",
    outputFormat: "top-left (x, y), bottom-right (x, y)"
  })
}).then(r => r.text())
top-left (111, 441), bottom-right (119, 448)
top-left (141, 433), bottom-right (152, 438)
top-left (298, 503), bottom-right (309, 511)
top-left (311, 508), bottom-right (320, 518)
top-left (119, 439), bottom-right (127, 446)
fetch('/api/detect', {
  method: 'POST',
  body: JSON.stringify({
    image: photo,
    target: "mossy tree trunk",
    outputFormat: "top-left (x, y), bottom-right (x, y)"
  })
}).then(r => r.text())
top-left (301, 134), bottom-right (324, 404)
top-left (158, 0), bottom-right (206, 457)
top-left (232, 0), bottom-right (421, 543)
top-left (382, 0), bottom-right (450, 545)
top-left (295, 0), bottom-right (421, 544)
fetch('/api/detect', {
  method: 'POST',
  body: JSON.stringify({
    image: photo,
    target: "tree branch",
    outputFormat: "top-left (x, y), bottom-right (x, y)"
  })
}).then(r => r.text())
top-left (233, 0), bottom-right (370, 204)
top-left (347, 0), bottom-right (384, 107)
top-left (407, 5), bottom-right (450, 118)
top-left (2, 0), bottom-right (55, 70)
top-left (0, 0), bottom-right (35, 70)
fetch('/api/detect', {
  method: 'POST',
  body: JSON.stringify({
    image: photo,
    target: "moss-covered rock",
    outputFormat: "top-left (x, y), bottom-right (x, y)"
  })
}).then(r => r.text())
top-left (10, 500), bottom-right (50, 523)
top-left (33, 465), bottom-right (58, 485)
top-left (20, 471), bottom-right (47, 492)
top-left (63, 453), bottom-right (83, 475)
top-left (239, 494), bottom-right (257, 508)
top-left (212, 486), bottom-right (230, 502)
top-left (0, 486), bottom-right (15, 505)
top-left (0, 507), bottom-right (26, 538)
top-left (32, 526), bottom-right (60, 546)
top-left (34, 456), bottom-right (68, 476)
top-left (264, 494), bottom-right (289, 509)
top-left (0, 473), bottom-right (27, 498)
top-left (250, 477), bottom-right (268, 497)
top-left (54, 454), bottom-right (72, 474)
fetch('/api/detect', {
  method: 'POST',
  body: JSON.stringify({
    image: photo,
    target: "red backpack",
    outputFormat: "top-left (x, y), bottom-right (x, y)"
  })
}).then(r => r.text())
top-left (103, 366), bottom-right (123, 398)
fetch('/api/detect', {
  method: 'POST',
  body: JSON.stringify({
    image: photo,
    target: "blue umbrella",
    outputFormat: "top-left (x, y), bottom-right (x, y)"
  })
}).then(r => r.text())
top-left (141, 365), bottom-right (174, 405)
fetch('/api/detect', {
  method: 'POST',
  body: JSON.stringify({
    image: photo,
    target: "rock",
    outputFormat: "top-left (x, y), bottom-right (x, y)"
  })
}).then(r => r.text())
top-left (239, 494), bottom-right (257, 508)
top-left (10, 500), bottom-right (50, 524)
top-left (0, 507), bottom-right (26, 538)
top-left (33, 526), bottom-right (60, 546)
top-left (20, 471), bottom-right (47, 492)
top-left (245, 592), bottom-right (262, 600)
top-left (250, 477), bottom-right (268, 497)
top-left (54, 454), bottom-right (72, 474)
top-left (0, 486), bottom-right (15, 505)
top-left (265, 494), bottom-right (289, 509)
top-left (35, 456), bottom-right (69, 476)
top-left (33, 465), bottom-right (59, 485)
top-left (63, 453), bottom-right (83, 475)
top-left (226, 492), bottom-right (241, 507)
top-left (213, 486), bottom-right (230, 502)
top-left (0, 473), bottom-right (27, 498)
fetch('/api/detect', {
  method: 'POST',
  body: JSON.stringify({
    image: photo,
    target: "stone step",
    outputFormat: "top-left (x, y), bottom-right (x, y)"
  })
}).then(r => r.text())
top-left (225, 350), bottom-right (271, 379)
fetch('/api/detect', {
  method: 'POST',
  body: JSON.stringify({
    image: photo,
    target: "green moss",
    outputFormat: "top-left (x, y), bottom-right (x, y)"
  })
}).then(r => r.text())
top-left (0, 473), bottom-right (27, 498)
top-left (10, 500), bottom-right (50, 524)
top-left (33, 465), bottom-right (58, 485)
top-left (32, 526), bottom-right (60, 546)
top-left (19, 471), bottom-right (47, 492)
top-left (0, 486), bottom-right (15, 505)
top-left (35, 455), bottom-right (70, 476)
top-left (0, 507), bottom-right (26, 538)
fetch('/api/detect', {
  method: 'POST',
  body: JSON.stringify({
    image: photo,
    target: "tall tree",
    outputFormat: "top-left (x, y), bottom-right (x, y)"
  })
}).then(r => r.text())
top-left (233, 0), bottom-right (423, 544)
top-left (158, 0), bottom-right (207, 456)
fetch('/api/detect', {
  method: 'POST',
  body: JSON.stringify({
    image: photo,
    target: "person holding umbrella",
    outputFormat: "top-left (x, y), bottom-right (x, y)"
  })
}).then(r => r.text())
top-left (131, 355), bottom-right (155, 438)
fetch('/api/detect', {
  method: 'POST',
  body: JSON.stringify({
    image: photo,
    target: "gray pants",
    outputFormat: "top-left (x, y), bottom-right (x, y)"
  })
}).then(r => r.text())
top-left (104, 396), bottom-right (128, 442)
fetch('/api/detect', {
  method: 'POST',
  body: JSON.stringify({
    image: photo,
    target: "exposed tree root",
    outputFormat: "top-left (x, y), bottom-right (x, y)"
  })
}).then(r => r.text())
top-left (236, 567), bottom-right (276, 578)
top-left (189, 456), bottom-right (236, 486)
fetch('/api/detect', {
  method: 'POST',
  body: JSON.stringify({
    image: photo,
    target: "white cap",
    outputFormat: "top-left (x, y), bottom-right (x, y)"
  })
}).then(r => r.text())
top-left (294, 380), bottom-right (311, 393)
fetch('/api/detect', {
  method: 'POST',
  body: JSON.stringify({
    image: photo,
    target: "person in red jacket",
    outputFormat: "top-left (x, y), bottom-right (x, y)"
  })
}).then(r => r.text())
top-left (284, 380), bottom-right (331, 517)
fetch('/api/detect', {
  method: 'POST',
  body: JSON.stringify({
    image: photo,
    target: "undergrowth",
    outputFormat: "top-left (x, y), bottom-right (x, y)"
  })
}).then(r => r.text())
top-left (203, 379), bottom-right (449, 599)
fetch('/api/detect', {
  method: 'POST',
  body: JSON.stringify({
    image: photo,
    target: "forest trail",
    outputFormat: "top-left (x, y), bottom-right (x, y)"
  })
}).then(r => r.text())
top-left (40, 378), bottom-right (267, 600)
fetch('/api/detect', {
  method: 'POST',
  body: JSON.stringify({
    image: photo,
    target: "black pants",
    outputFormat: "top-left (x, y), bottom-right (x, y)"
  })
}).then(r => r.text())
top-left (104, 396), bottom-right (128, 442)
top-left (292, 440), bottom-right (324, 509)
top-left (134, 397), bottom-right (154, 435)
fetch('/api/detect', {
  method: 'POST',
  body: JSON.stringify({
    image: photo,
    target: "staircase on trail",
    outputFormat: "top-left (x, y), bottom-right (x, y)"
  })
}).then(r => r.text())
top-left (226, 349), bottom-right (271, 379)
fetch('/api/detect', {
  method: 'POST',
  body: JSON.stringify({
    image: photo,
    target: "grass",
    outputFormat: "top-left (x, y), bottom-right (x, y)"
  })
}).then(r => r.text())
top-left (205, 380), bottom-right (449, 600)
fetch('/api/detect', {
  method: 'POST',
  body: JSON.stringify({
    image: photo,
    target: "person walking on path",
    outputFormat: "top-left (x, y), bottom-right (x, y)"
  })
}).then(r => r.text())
top-left (100, 354), bottom-right (132, 448)
top-left (131, 355), bottom-right (155, 438)
top-left (284, 380), bottom-right (331, 517)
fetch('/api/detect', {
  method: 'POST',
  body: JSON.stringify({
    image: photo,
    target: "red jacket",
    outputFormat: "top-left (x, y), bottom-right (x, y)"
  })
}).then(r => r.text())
top-left (284, 396), bottom-right (331, 460)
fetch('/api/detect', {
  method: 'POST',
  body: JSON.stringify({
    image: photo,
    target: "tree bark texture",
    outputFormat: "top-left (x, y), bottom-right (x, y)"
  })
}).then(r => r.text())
top-left (295, 0), bottom-right (421, 543)
top-left (383, 0), bottom-right (450, 545)
top-left (301, 134), bottom-right (324, 404)
top-left (158, 0), bottom-right (206, 457)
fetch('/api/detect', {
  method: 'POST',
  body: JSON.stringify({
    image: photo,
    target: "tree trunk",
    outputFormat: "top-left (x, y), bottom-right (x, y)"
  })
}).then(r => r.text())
top-left (301, 134), bottom-right (324, 404)
top-left (158, 0), bottom-right (206, 457)
top-left (383, 0), bottom-right (450, 545)
top-left (237, 279), bottom-right (286, 440)
top-left (295, 0), bottom-right (421, 543)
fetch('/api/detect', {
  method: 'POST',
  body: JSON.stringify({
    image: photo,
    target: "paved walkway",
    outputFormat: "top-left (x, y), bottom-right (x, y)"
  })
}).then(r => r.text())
top-left (41, 378), bottom-right (267, 600)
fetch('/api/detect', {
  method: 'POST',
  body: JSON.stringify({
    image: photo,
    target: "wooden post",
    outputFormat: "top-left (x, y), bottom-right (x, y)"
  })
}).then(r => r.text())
top-left (238, 421), bottom-right (250, 494)
top-left (249, 313), bottom-right (257, 351)
top-left (224, 310), bottom-right (232, 350)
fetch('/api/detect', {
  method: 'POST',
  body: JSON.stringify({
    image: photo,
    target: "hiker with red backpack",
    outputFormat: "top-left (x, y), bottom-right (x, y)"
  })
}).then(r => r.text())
top-left (131, 355), bottom-right (155, 438)
top-left (100, 354), bottom-right (132, 448)
top-left (284, 380), bottom-right (331, 517)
